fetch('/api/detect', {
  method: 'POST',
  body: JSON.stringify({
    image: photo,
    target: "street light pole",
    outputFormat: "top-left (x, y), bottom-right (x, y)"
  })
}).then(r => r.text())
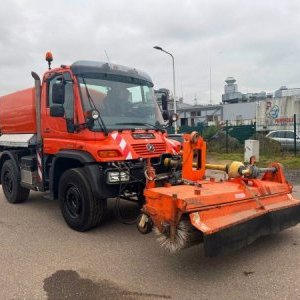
top-left (209, 56), bottom-right (212, 105)
top-left (153, 46), bottom-right (177, 133)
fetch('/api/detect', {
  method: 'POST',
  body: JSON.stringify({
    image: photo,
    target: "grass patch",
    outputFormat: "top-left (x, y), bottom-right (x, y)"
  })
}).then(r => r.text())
top-left (207, 152), bottom-right (300, 169)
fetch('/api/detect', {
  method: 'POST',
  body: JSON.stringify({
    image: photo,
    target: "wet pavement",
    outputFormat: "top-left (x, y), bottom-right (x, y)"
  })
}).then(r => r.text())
top-left (0, 188), bottom-right (300, 299)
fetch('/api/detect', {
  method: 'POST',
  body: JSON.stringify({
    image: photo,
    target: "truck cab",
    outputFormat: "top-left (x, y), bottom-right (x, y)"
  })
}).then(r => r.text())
top-left (0, 59), bottom-right (178, 231)
top-left (42, 61), bottom-right (168, 158)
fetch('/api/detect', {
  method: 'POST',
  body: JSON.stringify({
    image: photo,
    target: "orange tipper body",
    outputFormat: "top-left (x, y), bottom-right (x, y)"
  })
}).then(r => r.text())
top-left (0, 88), bottom-right (36, 133)
top-left (143, 133), bottom-right (300, 256)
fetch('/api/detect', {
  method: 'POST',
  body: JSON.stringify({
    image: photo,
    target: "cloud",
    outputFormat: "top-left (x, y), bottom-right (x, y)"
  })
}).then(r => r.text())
top-left (0, 0), bottom-right (300, 103)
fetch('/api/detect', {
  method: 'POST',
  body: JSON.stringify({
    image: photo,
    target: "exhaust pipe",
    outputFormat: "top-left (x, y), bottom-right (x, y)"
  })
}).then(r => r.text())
top-left (31, 72), bottom-right (44, 190)
top-left (31, 71), bottom-right (41, 145)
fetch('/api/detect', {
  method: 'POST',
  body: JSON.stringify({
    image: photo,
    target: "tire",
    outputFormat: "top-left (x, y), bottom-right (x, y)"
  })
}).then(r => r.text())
top-left (136, 213), bottom-right (153, 234)
top-left (58, 168), bottom-right (107, 231)
top-left (1, 159), bottom-right (30, 203)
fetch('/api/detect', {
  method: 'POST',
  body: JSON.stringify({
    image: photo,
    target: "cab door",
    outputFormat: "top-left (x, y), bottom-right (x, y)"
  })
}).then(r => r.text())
top-left (42, 72), bottom-right (78, 154)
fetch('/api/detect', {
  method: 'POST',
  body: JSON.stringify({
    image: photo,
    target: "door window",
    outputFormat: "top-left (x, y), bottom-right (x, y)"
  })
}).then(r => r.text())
top-left (284, 131), bottom-right (294, 139)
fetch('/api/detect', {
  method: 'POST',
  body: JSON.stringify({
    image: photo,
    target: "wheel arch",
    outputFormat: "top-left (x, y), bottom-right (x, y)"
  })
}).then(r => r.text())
top-left (50, 150), bottom-right (96, 199)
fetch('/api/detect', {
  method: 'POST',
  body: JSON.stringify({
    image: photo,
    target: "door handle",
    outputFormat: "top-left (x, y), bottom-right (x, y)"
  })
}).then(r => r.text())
top-left (44, 128), bottom-right (51, 133)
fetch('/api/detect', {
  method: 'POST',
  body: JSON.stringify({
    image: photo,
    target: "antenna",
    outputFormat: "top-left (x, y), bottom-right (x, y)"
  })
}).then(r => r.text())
top-left (104, 50), bottom-right (110, 63)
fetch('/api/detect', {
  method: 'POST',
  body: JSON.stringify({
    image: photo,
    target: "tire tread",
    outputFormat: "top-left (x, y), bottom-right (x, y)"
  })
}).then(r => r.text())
top-left (1, 160), bottom-right (29, 204)
top-left (59, 168), bottom-right (106, 231)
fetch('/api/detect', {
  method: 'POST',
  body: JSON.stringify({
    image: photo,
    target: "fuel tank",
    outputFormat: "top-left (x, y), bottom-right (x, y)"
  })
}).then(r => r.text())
top-left (0, 88), bottom-right (36, 134)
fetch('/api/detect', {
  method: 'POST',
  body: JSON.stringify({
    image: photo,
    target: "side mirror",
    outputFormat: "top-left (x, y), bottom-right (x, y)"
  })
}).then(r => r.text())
top-left (162, 110), bottom-right (170, 121)
top-left (52, 83), bottom-right (65, 104)
top-left (50, 104), bottom-right (65, 117)
top-left (161, 94), bottom-right (168, 111)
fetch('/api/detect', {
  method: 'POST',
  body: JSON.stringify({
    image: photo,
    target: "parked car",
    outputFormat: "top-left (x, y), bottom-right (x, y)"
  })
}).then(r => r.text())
top-left (266, 130), bottom-right (300, 150)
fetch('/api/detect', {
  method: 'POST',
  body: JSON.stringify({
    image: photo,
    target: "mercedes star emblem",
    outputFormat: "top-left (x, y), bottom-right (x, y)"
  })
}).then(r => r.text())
top-left (146, 143), bottom-right (155, 152)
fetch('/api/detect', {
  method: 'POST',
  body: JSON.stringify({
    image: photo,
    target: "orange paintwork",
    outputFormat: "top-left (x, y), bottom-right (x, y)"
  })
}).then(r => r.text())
top-left (144, 174), bottom-right (299, 235)
top-left (0, 66), bottom-right (175, 162)
top-left (0, 88), bottom-right (36, 133)
top-left (143, 133), bottom-right (300, 236)
top-left (181, 133), bottom-right (206, 181)
top-left (39, 67), bottom-right (173, 160)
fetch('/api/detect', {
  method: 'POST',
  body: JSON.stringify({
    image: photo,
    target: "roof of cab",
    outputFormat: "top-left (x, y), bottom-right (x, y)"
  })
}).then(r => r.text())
top-left (70, 60), bottom-right (153, 83)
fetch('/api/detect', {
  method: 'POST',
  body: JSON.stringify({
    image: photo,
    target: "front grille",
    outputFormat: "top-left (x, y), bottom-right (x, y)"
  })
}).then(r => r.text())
top-left (131, 142), bottom-right (166, 157)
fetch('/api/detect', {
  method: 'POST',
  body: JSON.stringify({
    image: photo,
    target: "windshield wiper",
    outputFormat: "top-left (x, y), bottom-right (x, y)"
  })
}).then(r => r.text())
top-left (115, 122), bottom-right (163, 131)
top-left (80, 76), bottom-right (108, 135)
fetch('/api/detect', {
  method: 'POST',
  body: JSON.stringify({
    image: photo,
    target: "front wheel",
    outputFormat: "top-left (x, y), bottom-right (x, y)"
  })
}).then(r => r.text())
top-left (1, 160), bottom-right (29, 203)
top-left (58, 168), bottom-right (107, 231)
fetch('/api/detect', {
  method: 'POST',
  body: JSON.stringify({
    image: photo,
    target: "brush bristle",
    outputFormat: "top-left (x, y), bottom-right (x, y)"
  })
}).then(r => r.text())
top-left (154, 220), bottom-right (197, 253)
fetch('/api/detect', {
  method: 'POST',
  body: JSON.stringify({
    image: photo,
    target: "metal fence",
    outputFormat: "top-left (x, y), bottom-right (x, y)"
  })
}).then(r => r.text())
top-left (256, 114), bottom-right (299, 155)
top-left (225, 123), bottom-right (256, 143)
top-left (169, 122), bottom-right (255, 142)
top-left (169, 114), bottom-right (300, 155)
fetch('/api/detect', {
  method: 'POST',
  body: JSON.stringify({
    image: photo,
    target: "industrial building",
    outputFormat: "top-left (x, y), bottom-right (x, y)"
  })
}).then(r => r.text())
top-left (274, 86), bottom-right (300, 98)
top-left (174, 101), bottom-right (256, 127)
top-left (177, 104), bottom-right (222, 127)
top-left (155, 78), bottom-right (300, 129)
top-left (222, 77), bottom-right (270, 103)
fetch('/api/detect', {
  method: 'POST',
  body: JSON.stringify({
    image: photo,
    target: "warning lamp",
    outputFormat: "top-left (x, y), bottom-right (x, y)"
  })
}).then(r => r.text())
top-left (45, 51), bottom-right (53, 70)
top-left (98, 150), bottom-right (121, 158)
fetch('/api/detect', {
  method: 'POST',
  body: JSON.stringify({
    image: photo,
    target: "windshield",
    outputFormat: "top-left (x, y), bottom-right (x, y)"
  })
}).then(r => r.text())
top-left (77, 75), bottom-right (164, 130)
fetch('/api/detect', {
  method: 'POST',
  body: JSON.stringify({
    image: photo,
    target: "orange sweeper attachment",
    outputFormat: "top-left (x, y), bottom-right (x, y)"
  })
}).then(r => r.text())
top-left (137, 132), bottom-right (300, 256)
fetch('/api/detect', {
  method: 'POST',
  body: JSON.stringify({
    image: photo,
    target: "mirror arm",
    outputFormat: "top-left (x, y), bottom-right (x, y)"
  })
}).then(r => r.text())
top-left (74, 117), bottom-right (95, 132)
top-left (74, 122), bottom-right (88, 132)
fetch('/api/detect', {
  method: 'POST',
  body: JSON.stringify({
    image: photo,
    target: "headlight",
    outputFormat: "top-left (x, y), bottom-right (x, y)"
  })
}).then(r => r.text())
top-left (107, 171), bottom-right (130, 184)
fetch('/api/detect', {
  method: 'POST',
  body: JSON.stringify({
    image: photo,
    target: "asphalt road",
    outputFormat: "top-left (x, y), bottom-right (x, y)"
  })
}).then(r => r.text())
top-left (1, 188), bottom-right (300, 300)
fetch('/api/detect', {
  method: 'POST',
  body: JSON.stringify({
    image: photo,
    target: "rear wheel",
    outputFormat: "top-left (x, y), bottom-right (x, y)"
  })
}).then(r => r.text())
top-left (58, 168), bottom-right (107, 231)
top-left (1, 159), bottom-right (30, 203)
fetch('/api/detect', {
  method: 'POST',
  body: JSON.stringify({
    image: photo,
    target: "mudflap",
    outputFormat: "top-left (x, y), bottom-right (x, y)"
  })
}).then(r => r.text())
top-left (203, 205), bottom-right (300, 257)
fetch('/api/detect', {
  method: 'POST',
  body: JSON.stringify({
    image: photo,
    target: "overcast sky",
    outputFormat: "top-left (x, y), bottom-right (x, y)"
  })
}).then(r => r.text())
top-left (1, 0), bottom-right (300, 104)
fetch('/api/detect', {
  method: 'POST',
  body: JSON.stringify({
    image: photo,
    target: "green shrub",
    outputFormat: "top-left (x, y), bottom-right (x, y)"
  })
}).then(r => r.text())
top-left (250, 133), bottom-right (281, 156)
top-left (207, 131), bottom-right (243, 152)
top-left (202, 126), bottom-right (218, 141)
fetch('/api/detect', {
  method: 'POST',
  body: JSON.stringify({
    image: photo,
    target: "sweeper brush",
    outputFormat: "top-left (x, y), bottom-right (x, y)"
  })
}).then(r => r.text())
top-left (154, 218), bottom-right (202, 253)
top-left (137, 132), bottom-right (300, 256)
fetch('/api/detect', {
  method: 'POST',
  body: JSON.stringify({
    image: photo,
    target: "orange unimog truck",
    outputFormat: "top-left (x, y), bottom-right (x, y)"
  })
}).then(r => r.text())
top-left (0, 54), bottom-right (178, 231)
